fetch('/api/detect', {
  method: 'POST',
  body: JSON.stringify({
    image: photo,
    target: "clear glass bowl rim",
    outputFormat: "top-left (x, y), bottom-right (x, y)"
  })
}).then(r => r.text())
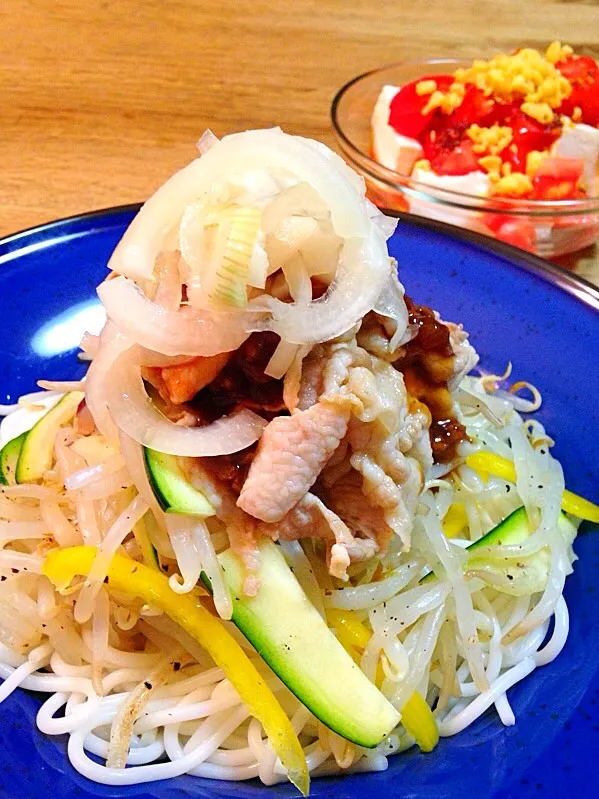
top-left (331, 57), bottom-right (599, 218)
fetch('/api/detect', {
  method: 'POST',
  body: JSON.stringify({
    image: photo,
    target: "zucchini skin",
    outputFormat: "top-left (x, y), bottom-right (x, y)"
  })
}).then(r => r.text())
top-left (143, 448), bottom-right (214, 517)
top-left (208, 541), bottom-right (400, 748)
top-left (0, 433), bottom-right (27, 485)
top-left (16, 392), bottom-right (84, 483)
top-left (422, 506), bottom-right (575, 588)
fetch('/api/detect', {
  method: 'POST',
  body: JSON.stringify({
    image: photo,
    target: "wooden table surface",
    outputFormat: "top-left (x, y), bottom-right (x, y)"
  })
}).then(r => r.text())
top-left (1, 0), bottom-right (598, 285)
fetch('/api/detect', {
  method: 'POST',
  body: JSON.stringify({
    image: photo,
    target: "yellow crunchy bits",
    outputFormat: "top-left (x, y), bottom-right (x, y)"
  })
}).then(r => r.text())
top-left (453, 43), bottom-right (572, 124)
top-left (572, 106), bottom-right (583, 122)
top-left (413, 158), bottom-right (432, 171)
top-left (525, 150), bottom-right (549, 177)
top-left (545, 41), bottom-right (573, 65)
top-left (421, 82), bottom-right (465, 115)
top-left (415, 80), bottom-right (437, 96)
top-left (521, 101), bottom-right (554, 125)
top-left (491, 172), bottom-right (534, 197)
top-left (478, 155), bottom-right (516, 182)
top-left (479, 155), bottom-right (502, 175)
top-left (467, 124), bottom-right (513, 155)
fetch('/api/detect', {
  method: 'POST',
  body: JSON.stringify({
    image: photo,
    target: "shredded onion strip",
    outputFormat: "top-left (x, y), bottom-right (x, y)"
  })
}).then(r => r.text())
top-left (106, 349), bottom-right (266, 457)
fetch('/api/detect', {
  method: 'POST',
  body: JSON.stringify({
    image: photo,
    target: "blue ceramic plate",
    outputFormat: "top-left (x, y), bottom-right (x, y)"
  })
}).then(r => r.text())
top-left (0, 207), bottom-right (598, 799)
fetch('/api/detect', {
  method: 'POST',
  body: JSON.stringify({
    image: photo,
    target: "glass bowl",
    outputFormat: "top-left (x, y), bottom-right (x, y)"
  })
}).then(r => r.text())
top-left (331, 59), bottom-right (599, 257)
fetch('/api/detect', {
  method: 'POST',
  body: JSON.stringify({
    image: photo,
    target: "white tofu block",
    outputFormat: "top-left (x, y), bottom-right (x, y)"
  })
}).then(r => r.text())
top-left (408, 169), bottom-right (492, 231)
top-left (552, 123), bottom-right (599, 192)
top-left (411, 168), bottom-right (491, 197)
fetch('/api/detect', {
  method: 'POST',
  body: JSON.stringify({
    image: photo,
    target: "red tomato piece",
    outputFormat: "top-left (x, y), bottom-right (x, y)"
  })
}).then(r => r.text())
top-left (556, 55), bottom-right (599, 84)
top-left (485, 216), bottom-right (536, 251)
top-left (449, 85), bottom-right (495, 125)
top-left (431, 139), bottom-right (480, 176)
top-left (531, 156), bottom-right (585, 200)
top-left (562, 84), bottom-right (599, 126)
top-left (510, 109), bottom-right (561, 151)
top-left (498, 221), bottom-right (536, 251)
top-left (557, 55), bottom-right (599, 126)
top-left (422, 118), bottom-right (480, 176)
top-left (422, 119), bottom-right (464, 157)
top-left (388, 74), bottom-right (454, 139)
top-left (499, 108), bottom-right (561, 171)
top-left (581, 87), bottom-right (599, 127)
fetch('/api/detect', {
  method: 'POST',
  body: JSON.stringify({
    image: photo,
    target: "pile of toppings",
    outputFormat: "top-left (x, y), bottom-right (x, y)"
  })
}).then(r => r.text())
top-left (373, 42), bottom-right (599, 200)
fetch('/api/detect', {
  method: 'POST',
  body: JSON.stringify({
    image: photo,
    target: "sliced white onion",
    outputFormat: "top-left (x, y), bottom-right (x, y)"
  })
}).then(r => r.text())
top-left (80, 332), bottom-right (100, 358)
top-left (106, 349), bottom-right (266, 456)
top-left (248, 229), bottom-right (389, 345)
top-left (197, 129), bottom-right (219, 154)
top-left (107, 128), bottom-right (397, 350)
top-left (98, 276), bottom-right (249, 357)
top-left (153, 251), bottom-right (182, 312)
top-left (366, 198), bottom-right (398, 239)
top-left (84, 321), bottom-right (132, 442)
top-left (108, 128), bottom-right (377, 281)
top-left (373, 265), bottom-right (409, 350)
top-left (261, 183), bottom-right (330, 235)
top-left (137, 349), bottom-right (193, 368)
top-left (265, 216), bottom-right (320, 271)
top-left (264, 207), bottom-right (341, 281)
top-left (264, 340), bottom-right (301, 380)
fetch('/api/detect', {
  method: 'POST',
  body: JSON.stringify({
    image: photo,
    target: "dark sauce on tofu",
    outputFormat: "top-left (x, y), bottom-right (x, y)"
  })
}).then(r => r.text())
top-left (396, 297), bottom-right (467, 463)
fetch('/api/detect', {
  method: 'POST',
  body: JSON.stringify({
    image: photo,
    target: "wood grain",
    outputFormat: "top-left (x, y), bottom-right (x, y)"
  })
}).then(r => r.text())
top-left (1, 0), bottom-right (598, 283)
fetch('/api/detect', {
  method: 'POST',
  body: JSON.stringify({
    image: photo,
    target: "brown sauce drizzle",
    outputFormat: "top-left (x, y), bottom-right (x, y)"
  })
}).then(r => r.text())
top-left (206, 445), bottom-right (257, 494)
top-left (397, 297), bottom-right (467, 463)
top-left (189, 332), bottom-right (287, 488)
top-left (190, 332), bottom-right (286, 420)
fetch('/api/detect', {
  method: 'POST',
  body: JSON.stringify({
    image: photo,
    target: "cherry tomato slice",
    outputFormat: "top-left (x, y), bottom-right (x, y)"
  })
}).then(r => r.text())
top-left (531, 156), bottom-right (585, 200)
top-left (388, 74), bottom-right (454, 139)
top-left (556, 55), bottom-right (599, 126)
top-left (498, 108), bottom-right (561, 171)
top-left (433, 139), bottom-right (480, 176)
top-left (449, 85), bottom-right (495, 125)
top-left (556, 55), bottom-right (599, 84)
top-left (485, 215), bottom-right (536, 251)
top-left (561, 82), bottom-right (599, 127)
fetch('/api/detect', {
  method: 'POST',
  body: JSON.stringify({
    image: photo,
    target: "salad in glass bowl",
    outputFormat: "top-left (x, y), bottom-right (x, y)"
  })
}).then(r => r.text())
top-left (332, 42), bottom-right (599, 256)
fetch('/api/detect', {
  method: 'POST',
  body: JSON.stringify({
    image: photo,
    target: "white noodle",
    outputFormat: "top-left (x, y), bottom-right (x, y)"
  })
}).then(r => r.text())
top-left (324, 560), bottom-right (421, 610)
top-left (418, 499), bottom-right (488, 691)
top-left (535, 596), bottom-right (569, 666)
top-left (0, 343), bottom-right (585, 791)
top-left (437, 658), bottom-right (536, 736)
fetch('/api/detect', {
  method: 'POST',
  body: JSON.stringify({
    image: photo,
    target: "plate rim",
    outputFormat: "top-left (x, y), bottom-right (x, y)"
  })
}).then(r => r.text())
top-left (0, 202), bottom-right (597, 799)
top-left (1, 203), bottom-right (598, 313)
